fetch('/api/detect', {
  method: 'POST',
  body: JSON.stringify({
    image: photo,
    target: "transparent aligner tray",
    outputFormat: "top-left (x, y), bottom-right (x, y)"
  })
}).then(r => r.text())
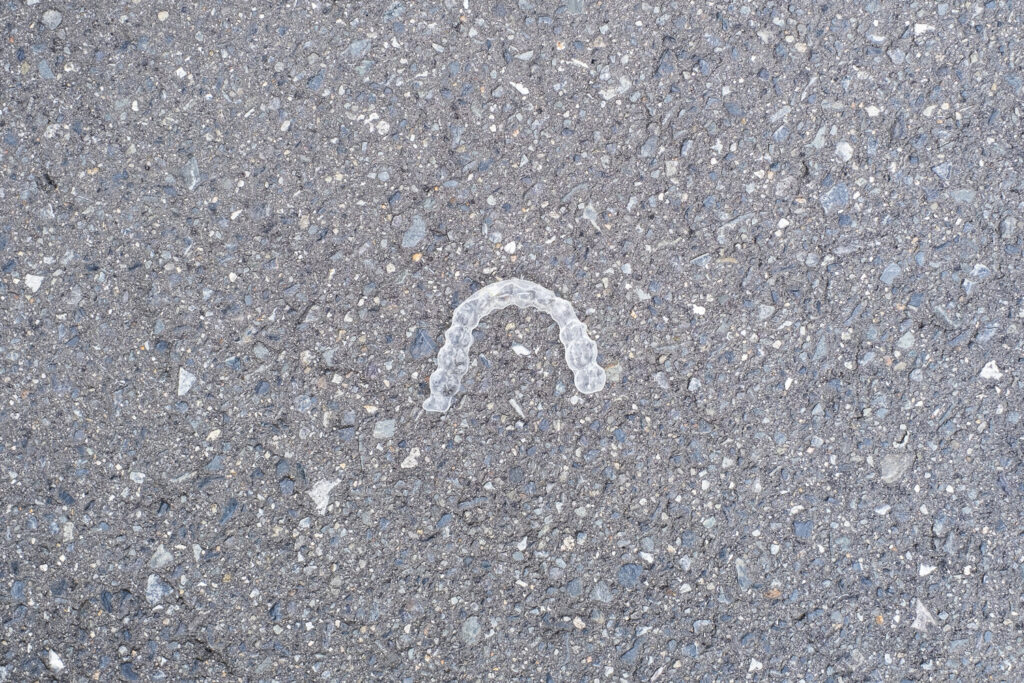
top-left (422, 278), bottom-right (606, 413)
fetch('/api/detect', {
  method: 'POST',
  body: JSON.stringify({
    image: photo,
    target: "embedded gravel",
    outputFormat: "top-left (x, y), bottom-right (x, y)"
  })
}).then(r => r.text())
top-left (2, 0), bottom-right (1023, 680)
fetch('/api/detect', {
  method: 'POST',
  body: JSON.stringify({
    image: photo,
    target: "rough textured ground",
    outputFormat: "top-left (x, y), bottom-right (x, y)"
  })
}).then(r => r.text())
top-left (2, 0), bottom-right (1023, 680)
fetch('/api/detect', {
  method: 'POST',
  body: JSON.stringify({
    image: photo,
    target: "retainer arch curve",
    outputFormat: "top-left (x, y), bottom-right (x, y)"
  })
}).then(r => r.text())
top-left (422, 278), bottom-right (606, 413)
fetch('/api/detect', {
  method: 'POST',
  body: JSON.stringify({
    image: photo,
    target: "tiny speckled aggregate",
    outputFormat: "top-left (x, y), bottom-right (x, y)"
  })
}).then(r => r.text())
top-left (424, 278), bottom-right (605, 412)
top-left (2, 0), bottom-right (1023, 680)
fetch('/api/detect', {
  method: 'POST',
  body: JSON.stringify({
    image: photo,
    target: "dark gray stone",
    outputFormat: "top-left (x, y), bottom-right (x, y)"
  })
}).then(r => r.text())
top-left (409, 328), bottom-right (437, 360)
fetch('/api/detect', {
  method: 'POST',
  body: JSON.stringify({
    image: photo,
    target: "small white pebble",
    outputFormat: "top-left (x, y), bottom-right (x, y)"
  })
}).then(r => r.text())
top-left (914, 23), bottom-right (935, 35)
top-left (400, 448), bottom-right (420, 469)
top-left (175, 67), bottom-right (187, 79)
top-left (979, 361), bottom-right (1002, 380)
top-left (508, 398), bottom-right (525, 418)
top-left (835, 141), bottom-right (853, 162)
top-left (42, 9), bottom-right (62, 29)
top-left (911, 598), bottom-right (938, 631)
top-left (177, 367), bottom-right (197, 396)
top-left (510, 81), bottom-right (529, 95)
top-left (25, 274), bottom-right (44, 292)
top-left (510, 344), bottom-right (531, 356)
top-left (307, 479), bottom-right (341, 515)
top-left (47, 650), bottom-right (65, 673)
top-left (865, 105), bottom-right (881, 117)
top-left (158, 10), bottom-right (169, 21)
top-left (503, 240), bottom-right (517, 254)
top-left (373, 418), bottom-right (396, 438)
top-left (919, 564), bottom-right (937, 577)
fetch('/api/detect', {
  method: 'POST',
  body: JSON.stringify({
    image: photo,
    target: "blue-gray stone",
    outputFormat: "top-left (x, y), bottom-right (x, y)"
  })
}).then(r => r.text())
top-left (348, 39), bottom-right (372, 59)
top-left (1000, 216), bottom-right (1017, 239)
top-left (794, 520), bottom-right (813, 539)
top-left (39, 60), bottom-right (55, 80)
top-left (402, 214), bottom-right (427, 248)
top-left (819, 183), bottom-right (849, 214)
top-left (145, 575), bottom-right (174, 604)
top-left (725, 101), bottom-right (744, 117)
top-left (880, 263), bottom-right (901, 286)
top-left (640, 135), bottom-right (658, 158)
top-left (591, 580), bottom-right (613, 603)
top-left (120, 662), bottom-right (140, 681)
top-left (949, 188), bottom-right (976, 204)
top-left (735, 558), bottom-right (753, 590)
top-left (460, 616), bottom-right (481, 644)
top-left (373, 419), bottom-right (396, 439)
top-left (409, 328), bottom-right (437, 360)
top-left (617, 563), bottom-right (643, 588)
top-left (307, 69), bottom-right (325, 91)
top-left (182, 157), bottom-right (201, 191)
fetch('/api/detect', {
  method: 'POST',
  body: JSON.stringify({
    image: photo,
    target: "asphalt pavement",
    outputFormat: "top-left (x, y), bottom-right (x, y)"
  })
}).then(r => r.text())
top-left (2, 0), bottom-right (1023, 680)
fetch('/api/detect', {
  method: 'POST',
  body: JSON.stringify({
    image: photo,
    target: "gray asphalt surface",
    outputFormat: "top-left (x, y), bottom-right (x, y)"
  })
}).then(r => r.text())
top-left (2, 0), bottom-right (1023, 680)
